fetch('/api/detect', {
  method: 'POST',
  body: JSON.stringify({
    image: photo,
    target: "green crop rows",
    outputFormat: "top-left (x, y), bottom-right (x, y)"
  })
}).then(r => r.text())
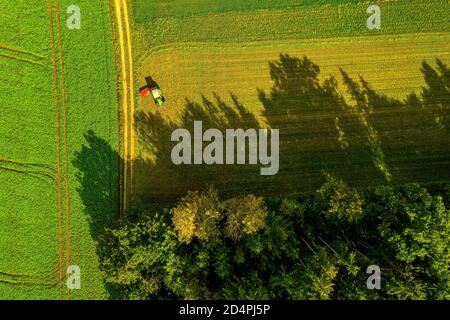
top-left (0, 1), bottom-right (58, 299)
top-left (0, 0), bottom-right (118, 299)
top-left (133, 0), bottom-right (449, 53)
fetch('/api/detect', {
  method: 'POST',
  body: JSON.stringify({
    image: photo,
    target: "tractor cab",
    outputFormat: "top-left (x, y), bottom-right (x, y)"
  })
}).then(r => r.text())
top-left (150, 86), bottom-right (164, 107)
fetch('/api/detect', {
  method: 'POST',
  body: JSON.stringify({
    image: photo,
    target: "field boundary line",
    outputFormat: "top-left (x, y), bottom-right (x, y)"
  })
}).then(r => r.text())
top-left (46, 0), bottom-right (64, 301)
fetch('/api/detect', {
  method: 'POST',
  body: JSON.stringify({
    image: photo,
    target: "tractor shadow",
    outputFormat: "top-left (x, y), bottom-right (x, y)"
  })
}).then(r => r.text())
top-left (140, 76), bottom-right (163, 93)
top-left (144, 76), bottom-right (158, 88)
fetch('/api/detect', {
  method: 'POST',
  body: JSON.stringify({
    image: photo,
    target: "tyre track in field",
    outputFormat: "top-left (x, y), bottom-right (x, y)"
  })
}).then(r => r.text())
top-left (0, 270), bottom-right (57, 287)
top-left (0, 44), bottom-right (48, 67)
top-left (0, 53), bottom-right (45, 67)
top-left (55, 0), bottom-right (72, 301)
top-left (108, 0), bottom-right (123, 214)
top-left (0, 157), bottom-right (56, 180)
top-left (113, 0), bottom-right (136, 210)
top-left (47, 0), bottom-right (72, 300)
top-left (0, 165), bottom-right (55, 182)
top-left (0, 44), bottom-right (48, 59)
top-left (46, 0), bottom-right (64, 301)
top-left (0, 157), bottom-right (55, 170)
top-left (122, 0), bottom-right (136, 203)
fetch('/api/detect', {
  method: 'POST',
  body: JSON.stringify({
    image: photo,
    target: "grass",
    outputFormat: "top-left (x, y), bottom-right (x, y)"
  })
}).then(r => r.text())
top-left (0, 0), bottom-right (119, 299)
top-left (133, 0), bottom-right (361, 20)
top-left (132, 0), bottom-right (450, 206)
top-left (0, 1), bottom-right (59, 299)
top-left (58, 0), bottom-right (119, 300)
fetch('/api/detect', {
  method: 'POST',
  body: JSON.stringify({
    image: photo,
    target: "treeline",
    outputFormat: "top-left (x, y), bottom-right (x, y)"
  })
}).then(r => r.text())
top-left (98, 178), bottom-right (450, 300)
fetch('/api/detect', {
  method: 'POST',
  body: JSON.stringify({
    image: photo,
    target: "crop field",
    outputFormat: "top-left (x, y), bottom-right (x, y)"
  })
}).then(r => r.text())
top-left (132, 0), bottom-right (450, 206)
top-left (1, 0), bottom-right (449, 299)
top-left (0, 0), bottom-right (119, 299)
top-left (139, 34), bottom-right (450, 118)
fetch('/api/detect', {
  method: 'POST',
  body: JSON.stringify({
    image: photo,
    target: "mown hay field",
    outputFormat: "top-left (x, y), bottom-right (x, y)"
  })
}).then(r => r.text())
top-left (0, 0), bottom-right (119, 299)
top-left (139, 33), bottom-right (450, 119)
top-left (133, 0), bottom-right (450, 206)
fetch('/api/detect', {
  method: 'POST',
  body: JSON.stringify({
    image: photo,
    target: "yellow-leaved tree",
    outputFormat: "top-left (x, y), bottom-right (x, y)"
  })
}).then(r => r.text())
top-left (172, 186), bottom-right (222, 244)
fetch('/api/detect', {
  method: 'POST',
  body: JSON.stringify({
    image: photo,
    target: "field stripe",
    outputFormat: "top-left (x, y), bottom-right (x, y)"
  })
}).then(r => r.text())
top-left (46, 0), bottom-right (64, 301)
top-left (54, 0), bottom-right (72, 301)
top-left (114, 0), bottom-right (128, 209)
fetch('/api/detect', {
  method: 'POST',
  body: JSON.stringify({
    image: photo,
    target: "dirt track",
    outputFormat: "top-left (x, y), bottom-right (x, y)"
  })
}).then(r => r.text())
top-left (113, 0), bottom-right (135, 210)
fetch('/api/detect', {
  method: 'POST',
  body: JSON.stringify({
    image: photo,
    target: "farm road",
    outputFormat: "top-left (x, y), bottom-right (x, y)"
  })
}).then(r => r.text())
top-left (113, 0), bottom-right (136, 210)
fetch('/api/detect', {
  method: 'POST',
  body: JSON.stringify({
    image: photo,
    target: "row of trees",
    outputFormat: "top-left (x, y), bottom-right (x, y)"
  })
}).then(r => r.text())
top-left (98, 178), bottom-right (449, 300)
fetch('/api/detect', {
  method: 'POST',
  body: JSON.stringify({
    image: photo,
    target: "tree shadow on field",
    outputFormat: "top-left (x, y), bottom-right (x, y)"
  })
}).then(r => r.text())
top-left (72, 130), bottom-right (121, 297)
top-left (135, 93), bottom-right (263, 209)
top-left (419, 59), bottom-right (450, 133)
top-left (135, 54), bottom-right (450, 209)
top-left (260, 54), bottom-right (450, 187)
top-left (258, 54), bottom-right (387, 188)
top-left (337, 57), bottom-right (450, 184)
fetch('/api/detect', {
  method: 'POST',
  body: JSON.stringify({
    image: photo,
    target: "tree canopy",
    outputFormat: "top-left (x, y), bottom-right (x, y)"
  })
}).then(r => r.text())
top-left (98, 178), bottom-right (450, 300)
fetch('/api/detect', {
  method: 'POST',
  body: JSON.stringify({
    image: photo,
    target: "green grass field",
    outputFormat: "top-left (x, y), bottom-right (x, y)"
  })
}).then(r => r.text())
top-left (0, 0), bottom-right (119, 299)
top-left (0, 1), bottom-right (59, 299)
top-left (131, 0), bottom-right (450, 206)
